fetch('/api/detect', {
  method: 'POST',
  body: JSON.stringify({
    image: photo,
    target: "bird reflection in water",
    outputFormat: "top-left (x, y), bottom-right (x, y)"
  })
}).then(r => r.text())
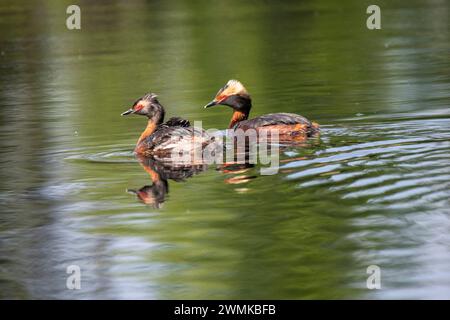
top-left (127, 155), bottom-right (208, 208)
top-left (127, 139), bottom-right (316, 206)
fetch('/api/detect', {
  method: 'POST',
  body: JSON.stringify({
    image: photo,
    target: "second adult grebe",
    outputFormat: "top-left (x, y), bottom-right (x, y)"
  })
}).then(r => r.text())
top-left (122, 93), bottom-right (211, 157)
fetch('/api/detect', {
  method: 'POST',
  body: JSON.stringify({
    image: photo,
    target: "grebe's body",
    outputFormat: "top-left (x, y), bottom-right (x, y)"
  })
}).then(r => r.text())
top-left (232, 112), bottom-right (318, 141)
top-left (122, 93), bottom-right (211, 157)
top-left (204, 80), bottom-right (319, 141)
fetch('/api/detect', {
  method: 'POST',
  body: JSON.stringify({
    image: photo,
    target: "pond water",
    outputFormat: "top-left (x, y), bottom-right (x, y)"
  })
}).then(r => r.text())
top-left (0, 0), bottom-right (449, 299)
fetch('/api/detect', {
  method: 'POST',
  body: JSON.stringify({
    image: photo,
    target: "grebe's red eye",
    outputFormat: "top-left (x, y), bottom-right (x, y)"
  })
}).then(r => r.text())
top-left (134, 104), bottom-right (144, 111)
top-left (216, 94), bottom-right (227, 103)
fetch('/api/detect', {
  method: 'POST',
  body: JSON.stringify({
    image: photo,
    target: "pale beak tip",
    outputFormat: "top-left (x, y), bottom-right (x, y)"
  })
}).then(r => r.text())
top-left (204, 101), bottom-right (217, 109)
top-left (121, 109), bottom-right (134, 116)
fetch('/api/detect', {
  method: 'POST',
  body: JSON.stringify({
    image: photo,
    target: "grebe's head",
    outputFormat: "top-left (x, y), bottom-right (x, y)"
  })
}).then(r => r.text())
top-left (121, 93), bottom-right (165, 121)
top-left (204, 80), bottom-right (251, 112)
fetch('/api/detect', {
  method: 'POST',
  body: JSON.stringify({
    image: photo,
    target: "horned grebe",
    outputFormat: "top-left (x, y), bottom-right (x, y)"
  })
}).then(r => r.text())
top-left (204, 80), bottom-right (319, 141)
top-left (122, 93), bottom-right (211, 157)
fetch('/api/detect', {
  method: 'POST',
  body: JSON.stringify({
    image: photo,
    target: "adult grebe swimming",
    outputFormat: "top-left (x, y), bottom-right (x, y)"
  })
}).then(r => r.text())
top-left (204, 80), bottom-right (319, 141)
top-left (122, 93), bottom-right (212, 157)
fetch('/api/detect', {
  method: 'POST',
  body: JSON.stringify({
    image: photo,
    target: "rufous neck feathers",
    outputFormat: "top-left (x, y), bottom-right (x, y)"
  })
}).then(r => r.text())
top-left (136, 119), bottom-right (157, 146)
top-left (229, 110), bottom-right (249, 129)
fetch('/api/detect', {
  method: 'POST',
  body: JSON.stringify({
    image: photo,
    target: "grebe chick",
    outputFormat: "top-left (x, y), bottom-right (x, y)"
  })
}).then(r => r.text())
top-left (122, 93), bottom-right (211, 157)
top-left (204, 80), bottom-right (319, 141)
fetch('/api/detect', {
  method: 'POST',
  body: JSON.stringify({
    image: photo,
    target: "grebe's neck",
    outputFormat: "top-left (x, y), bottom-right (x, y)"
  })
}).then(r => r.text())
top-left (229, 110), bottom-right (249, 129)
top-left (136, 119), bottom-right (157, 146)
top-left (136, 110), bottom-right (165, 146)
top-left (228, 95), bottom-right (251, 129)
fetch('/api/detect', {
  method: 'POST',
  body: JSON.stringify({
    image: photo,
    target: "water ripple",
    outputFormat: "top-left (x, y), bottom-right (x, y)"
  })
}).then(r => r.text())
top-left (65, 150), bottom-right (135, 164)
top-left (283, 118), bottom-right (450, 210)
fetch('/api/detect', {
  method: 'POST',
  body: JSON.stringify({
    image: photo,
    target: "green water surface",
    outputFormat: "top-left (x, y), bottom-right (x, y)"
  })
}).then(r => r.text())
top-left (0, 0), bottom-right (449, 299)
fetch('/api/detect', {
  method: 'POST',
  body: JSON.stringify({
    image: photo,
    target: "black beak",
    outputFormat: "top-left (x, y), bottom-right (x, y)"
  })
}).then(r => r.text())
top-left (204, 100), bottom-right (218, 109)
top-left (121, 108), bottom-right (134, 116)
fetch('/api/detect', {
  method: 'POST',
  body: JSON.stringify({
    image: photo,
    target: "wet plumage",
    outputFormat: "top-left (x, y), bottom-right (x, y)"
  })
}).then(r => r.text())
top-left (136, 123), bottom-right (211, 157)
top-left (122, 93), bottom-right (212, 158)
top-left (204, 80), bottom-right (319, 140)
